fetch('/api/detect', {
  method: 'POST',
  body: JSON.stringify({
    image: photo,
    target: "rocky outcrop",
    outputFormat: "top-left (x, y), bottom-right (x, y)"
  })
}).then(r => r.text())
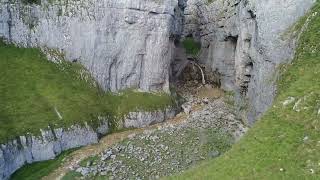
top-left (67, 92), bottom-right (247, 180)
top-left (0, 123), bottom-right (106, 180)
top-left (182, 0), bottom-right (315, 123)
top-left (0, 0), bottom-right (185, 93)
top-left (0, 108), bottom-right (177, 180)
top-left (124, 108), bottom-right (177, 128)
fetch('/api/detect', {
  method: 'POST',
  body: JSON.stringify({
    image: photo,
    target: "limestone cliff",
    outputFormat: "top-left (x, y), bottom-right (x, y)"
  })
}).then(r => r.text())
top-left (0, 0), bottom-right (184, 92)
top-left (0, 0), bottom-right (315, 123)
top-left (183, 0), bottom-right (315, 123)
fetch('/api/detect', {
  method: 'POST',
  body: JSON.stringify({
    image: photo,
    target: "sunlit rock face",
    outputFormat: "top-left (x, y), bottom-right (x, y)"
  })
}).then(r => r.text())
top-left (0, 0), bottom-right (315, 121)
top-left (0, 0), bottom-right (186, 93)
top-left (183, 0), bottom-right (315, 123)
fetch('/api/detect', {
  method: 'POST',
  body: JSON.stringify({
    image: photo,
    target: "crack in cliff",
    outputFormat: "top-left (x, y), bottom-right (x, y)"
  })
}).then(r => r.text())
top-left (6, 2), bottom-right (12, 41)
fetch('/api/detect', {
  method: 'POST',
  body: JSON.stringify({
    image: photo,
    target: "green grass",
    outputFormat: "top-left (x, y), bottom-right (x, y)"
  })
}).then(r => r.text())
top-left (10, 148), bottom-right (78, 180)
top-left (79, 156), bottom-right (99, 167)
top-left (182, 37), bottom-right (201, 56)
top-left (0, 41), bottom-right (175, 144)
top-left (168, 1), bottom-right (320, 180)
top-left (61, 171), bottom-right (82, 180)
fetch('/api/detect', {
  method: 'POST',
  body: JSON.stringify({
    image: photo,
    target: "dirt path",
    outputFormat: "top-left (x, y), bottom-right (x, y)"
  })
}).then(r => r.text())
top-left (43, 86), bottom-right (228, 180)
top-left (43, 112), bottom-right (190, 180)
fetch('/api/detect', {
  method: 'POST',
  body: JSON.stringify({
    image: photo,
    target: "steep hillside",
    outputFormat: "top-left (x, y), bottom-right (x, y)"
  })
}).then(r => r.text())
top-left (168, 1), bottom-right (320, 179)
top-left (0, 41), bottom-right (174, 144)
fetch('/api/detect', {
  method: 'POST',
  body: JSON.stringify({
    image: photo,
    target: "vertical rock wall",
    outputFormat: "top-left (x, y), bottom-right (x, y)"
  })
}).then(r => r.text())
top-left (183, 0), bottom-right (315, 123)
top-left (0, 124), bottom-right (106, 180)
top-left (0, 0), bottom-right (185, 93)
top-left (0, 0), bottom-right (315, 125)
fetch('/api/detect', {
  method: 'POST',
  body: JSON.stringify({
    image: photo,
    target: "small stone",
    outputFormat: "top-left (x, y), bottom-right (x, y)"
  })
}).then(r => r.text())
top-left (186, 159), bottom-right (192, 164)
top-left (100, 171), bottom-right (107, 176)
top-left (282, 97), bottom-right (295, 106)
top-left (86, 160), bottom-right (92, 167)
top-left (204, 84), bottom-right (213, 89)
top-left (76, 167), bottom-right (90, 176)
top-left (182, 104), bottom-right (192, 115)
top-left (202, 97), bottom-right (209, 104)
top-left (280, 168), bottom-right (285, 172)
top-left (303, 136), bottom-right (309, 142)
top-left (128, 133), bottom-right (136, 139)
top-left (293, 99), bottom-right (302, 112)
top-left (208, 150), bottom-right (220, 158)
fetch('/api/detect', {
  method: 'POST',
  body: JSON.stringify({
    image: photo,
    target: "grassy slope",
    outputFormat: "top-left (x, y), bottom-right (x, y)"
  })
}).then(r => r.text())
top-left (0, 41), bottom-right (174, 144)
top-left (169, 2), bottom-right (320, 180)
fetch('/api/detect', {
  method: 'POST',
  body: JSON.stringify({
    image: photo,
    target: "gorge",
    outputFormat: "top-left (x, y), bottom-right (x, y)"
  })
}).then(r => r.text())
top-left (0, 0), bottom-right (317, 179)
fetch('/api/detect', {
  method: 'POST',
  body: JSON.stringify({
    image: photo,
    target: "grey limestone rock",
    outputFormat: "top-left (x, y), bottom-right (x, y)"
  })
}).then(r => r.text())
top-left (0, 0), bottom-right (184, 93)
top-left (124, 108), bottom-right (177, 128)
top-left (0, 107), bottom-right (176, 180)
top-left (0, 124), bottom-right (105, 180)
top-left (183, 0), bottom-right (315, 123)
top-left (0, 0), bottom-right (315, 124)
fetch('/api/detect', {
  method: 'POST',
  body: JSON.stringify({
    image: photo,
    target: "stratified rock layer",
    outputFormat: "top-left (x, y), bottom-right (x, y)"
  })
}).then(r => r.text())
top-left (0, 0), bottom-right (184, 92)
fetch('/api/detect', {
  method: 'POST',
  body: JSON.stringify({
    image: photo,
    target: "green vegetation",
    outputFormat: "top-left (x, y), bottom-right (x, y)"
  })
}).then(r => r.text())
top-left (168, 2), bottom-right (320, 180)
top-left (21, 0), bottom-right (41, 5)
top-left (79, 156), bottom-right (99, 167)
top-left (182, 37), bottom-right (201, 56)
top-left (0, 41), bottom-right (175, 144)
top-left (10, 148), bottom-right (77, 180)
top-left (62, 171), bottom-right (82, 180)
top-left (207, 0), bottom-right (214, 4)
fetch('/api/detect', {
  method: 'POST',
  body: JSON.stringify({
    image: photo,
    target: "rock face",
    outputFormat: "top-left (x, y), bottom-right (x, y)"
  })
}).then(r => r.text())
top-left (183, 0), bottom-right (315, 123)
top-left (0, 0), bottom-right (185, 92)
top-left (0, 0), bottom-right (315, 123)
top-left (0, 123), bottom-right (105, 180)
top-left (0, 108), bottom-right (177, 180)
top-left (124, 108), bottom-right (177, 128)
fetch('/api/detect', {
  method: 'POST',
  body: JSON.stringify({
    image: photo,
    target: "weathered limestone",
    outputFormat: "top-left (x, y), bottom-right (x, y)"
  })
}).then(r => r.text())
top-left (183, 0), bottom-right (315, 123)
top-left (0, 108), bottom-right (177, 180)
top-left (1, 0), bottom-right (314, 123)
top-left (0, 0), bottom-right (316, 178)
top-left (0, 123), bottom-right (105, 180)
top-left (0, 0), bottom-right (184, 93)
top-left (124, 108), bottom-right (176, 128)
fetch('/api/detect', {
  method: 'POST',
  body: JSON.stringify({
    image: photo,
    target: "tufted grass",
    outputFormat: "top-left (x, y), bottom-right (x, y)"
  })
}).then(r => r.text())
top-left (167, 1), bottom-right (320, 180)
top-left (0, 41), bottom-right (175, 144)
